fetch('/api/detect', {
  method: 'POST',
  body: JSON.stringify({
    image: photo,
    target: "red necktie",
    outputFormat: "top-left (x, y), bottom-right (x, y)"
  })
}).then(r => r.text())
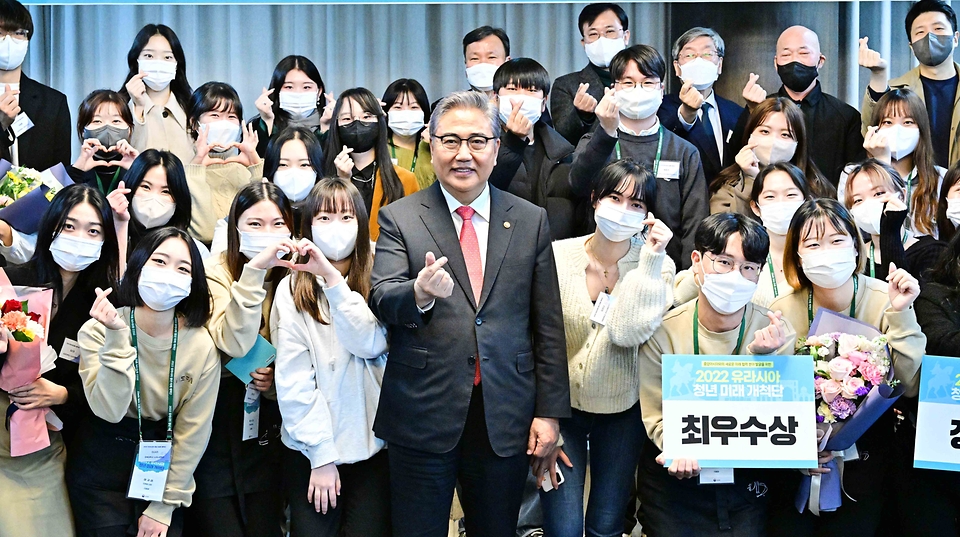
top-left (455, 205), bottom-right (483, 385)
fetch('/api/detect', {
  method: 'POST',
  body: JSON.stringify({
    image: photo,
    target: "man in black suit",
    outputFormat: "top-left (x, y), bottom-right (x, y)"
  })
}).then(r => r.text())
top-left (0, 0), bottom-right (69, 171)
top-left (551, 3), bottom-right (629, 145)
top-left (658, 27), bottom-right (744, 185)
top-left (370, 91), bottom-right (570, 537)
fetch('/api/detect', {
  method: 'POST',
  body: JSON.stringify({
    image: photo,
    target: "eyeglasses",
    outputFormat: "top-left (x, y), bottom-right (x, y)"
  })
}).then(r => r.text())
top-left (0, 29), bottom-right (28, 40)
top-left (703, 252), bottom-right (762, 278)
top-left (433, 134), bottom-right (497, 152)
top-left (616, 80), bottom-right (662, 91)
top-left (678, 51), bottom-right (718, 62)
top-left (584, 28), bottom-right (624, 42)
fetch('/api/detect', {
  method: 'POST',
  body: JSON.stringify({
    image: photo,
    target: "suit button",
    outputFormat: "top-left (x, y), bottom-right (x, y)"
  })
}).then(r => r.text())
top-left (468, 355), bottom-right (476, 365)
top-left (475, 318), bottom-right (482, 326)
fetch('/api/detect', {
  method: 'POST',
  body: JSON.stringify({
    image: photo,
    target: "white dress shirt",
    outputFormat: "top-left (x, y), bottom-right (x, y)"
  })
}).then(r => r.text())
top-left (439, 181), bottom-right (491, 272)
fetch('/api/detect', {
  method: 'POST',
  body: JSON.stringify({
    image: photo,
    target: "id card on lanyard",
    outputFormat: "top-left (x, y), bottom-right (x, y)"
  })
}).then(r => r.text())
top-left (127, 310), bottom-right (178, 503)
top-left (242, 383), bottom-right (261, 442)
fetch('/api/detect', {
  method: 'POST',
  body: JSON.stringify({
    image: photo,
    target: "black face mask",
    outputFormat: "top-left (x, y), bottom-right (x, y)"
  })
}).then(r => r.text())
top-left (777, 61), bottom-right (820, 93)
top-left (338, 120), bottom-right (379, 153)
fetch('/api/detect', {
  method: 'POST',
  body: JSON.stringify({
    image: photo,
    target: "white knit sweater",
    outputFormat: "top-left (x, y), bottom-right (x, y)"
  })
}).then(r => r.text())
top-left (553, 235), bottom-right (676, 414)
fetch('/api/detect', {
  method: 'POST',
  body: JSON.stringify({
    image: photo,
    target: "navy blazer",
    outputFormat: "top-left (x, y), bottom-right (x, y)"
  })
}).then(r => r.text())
top-left (369, 182), bottom-right (570, 456)
top-left (0, 74), bottom-right (71, 171)
top-left (658, 92), bottom-right (743, 183)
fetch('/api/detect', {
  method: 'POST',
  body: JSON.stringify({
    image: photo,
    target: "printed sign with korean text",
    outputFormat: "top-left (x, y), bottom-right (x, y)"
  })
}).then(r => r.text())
top-left (915, 355), bottom-right (960, 472)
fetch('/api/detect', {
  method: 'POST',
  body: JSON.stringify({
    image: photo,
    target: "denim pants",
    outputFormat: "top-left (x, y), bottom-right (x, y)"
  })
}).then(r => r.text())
top-left (539, 403), bottom-right (644, 537)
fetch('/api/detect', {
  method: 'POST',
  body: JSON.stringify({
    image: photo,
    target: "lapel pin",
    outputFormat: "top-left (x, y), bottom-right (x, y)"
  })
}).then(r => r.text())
top-left (504, 222), bottom-right (511, 229)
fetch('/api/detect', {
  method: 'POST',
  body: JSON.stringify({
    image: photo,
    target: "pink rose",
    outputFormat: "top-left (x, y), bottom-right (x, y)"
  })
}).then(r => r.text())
top-left (858, 362), bottom-right (884, 385)
top-left (841, 377), bottom-right (865, 399)
top-left (828, 358), bottom-right (855, 381)
top-left (845, 350), bottom-right (868, 367)
top-left (821, 379), bottom-right (843, 403)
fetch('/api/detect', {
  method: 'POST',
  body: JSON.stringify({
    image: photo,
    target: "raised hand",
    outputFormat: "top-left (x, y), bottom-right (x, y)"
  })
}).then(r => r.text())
top-left (223, 121), bottom-right (261, 167)
top-left (734, 142), bottom-right (760, 178)
top-left (742, 73), bottom-right (766, 108)
top-left (862, 125), bottom-right (891, 163)
top-left (75, 139), bottom-right (109, 171)
top-left (595, 87), bottom-right (620, 137)
top-left (504, 98), bottom-right (533, 139)
top-left (107, 181), bottom-right (132, 223)
top-left (678, 79), bottom-right (704, 124)
top-left (642, 212), bottom-right (673, 253)
top-left (125, 73), bottom-right (152, 110)
top-left (887, 263), bottom-right (919, 312)
top-left (255, 87), bottom-right (276, 122)
top-left (573, 82), bottom-right (599, 114)
top-left (112, 139), bottom-right (139, 169)
top-left (0, 84), bottom-right (20, 131)
top-left (319, 92), bottom-right (336, 132)
top-left (247, 236), bottom-right (299, 270)
top-left (413, 251), bottom-right (454, 308)
top-left (858, 37), bottom-right (888, 72)
top-left (90, 287), bottom-right (125, 330)
top-left (334, 145), bottom-right (355, 179)
top-left (291, 238), bottom-right (343, 285)
top-left (748, 310), bottom-right (787, 354)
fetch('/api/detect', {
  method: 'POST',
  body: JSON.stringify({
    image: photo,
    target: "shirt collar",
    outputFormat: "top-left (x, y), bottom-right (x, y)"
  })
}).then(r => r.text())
top-left (620, 117), bottom-right (661, 137)
top-left (779, 80), bottom-right (822, 107)
top-left (703, 91), bottom-right (719, 110)
top-left (440, 181), bottom-right (491, 222)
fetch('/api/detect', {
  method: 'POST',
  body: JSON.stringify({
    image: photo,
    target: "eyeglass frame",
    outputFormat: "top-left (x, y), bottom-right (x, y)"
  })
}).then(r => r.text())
top-left (583, 27), bottom-right (625, 43)
top-left (0, 29), bottom-right (29, 40)
top-left (676, 51), bottom-right (720, 63)
top-left (701, 251), bottom-right (762, 279)
top-left (614, 79), bottom-right (663, 92)
top-left (432, 133), bottom-right (498, 152)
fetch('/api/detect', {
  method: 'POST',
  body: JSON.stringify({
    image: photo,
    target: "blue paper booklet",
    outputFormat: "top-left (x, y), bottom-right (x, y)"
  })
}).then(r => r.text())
top-left (225, 335), bottom-right (276, 385)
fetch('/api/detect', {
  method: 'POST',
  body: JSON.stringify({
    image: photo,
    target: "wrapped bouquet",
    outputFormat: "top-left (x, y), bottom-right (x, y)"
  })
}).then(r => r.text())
top-left (0, 160), bottom-right (73, 234)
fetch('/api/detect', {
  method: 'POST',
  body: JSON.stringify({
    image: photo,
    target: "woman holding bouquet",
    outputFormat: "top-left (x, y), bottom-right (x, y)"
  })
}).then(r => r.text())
top-left (184, 182), bottom-right (296, 536)
top-left (766, 198), bottom-right (926, 536)
top-left (73, 227), bottom-right (219, 537)
top-left (0, 183), bottom-right (120, 535)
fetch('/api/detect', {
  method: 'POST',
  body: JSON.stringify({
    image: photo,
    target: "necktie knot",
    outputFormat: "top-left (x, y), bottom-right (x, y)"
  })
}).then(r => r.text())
top-left (456, 206), bottom-right (476, 220)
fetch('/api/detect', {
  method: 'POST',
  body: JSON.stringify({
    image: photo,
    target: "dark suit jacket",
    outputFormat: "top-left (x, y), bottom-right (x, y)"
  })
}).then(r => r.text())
top-left (0, 74), bottom-right (71, 171)
top-left (552, 64), bottom-right (606, 146)
top-left (658, 92), bottom-right (743, 184)
top-left (369, 182), bottom-right (570, 457)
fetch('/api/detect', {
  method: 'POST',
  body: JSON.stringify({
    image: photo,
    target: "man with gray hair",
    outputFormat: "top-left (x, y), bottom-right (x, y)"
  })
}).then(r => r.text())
top-left (369, 90), bottom-right (570, 536)
top-left (658, 27), bottom-right (744, 184)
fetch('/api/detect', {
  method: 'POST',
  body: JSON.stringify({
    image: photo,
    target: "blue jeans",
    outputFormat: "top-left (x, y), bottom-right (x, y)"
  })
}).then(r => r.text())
top-left (539, 403), bottom-right (644, 537)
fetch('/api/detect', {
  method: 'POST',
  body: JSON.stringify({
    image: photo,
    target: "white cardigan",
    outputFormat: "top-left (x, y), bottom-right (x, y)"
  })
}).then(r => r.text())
top-left (270, 274), bottom-right (388, 468)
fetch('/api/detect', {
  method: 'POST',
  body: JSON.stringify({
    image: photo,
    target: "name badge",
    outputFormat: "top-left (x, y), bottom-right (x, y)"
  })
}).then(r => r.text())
top-left (127, 440), bottom-right (172, 502)
top-left (59, 338), bottom-right (81, 363)
top-left (242, 384), bottom-right (261, 442)
top-left (390, 158), bottom-right (399, 166)
top-left (11, 112), bottom-right (33, 138)
top-left (657, 160), bottom-right (681, 180)
top-left (700, 467), bottom-right (735, 485)
top-left (589, 292), bottom-right (615, 326)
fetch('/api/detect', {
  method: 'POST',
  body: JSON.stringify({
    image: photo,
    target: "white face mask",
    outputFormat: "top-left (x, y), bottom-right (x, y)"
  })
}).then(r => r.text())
top-left (138, 266), bottom-right (192, 312)
top-left (697, 260), bottom-right (758, 315)
top-left (584, 37), bottom-right (626, 68)
top-left (0, 35), bottom-right (27, 71)
top-left (759, 200), bottom-right (804, 236)
top-left (849, 199), bottom-right (884, 236)
top-left (312, 220), bottom-right (359, 262)
top-left (50, 234), bottom-right (103, 272)
top-left (877, 124), bottom-right (921, 161)
top-left (278, 90), bottom-right (319, 119)
top-left (498, 94), bottom-right (543, 126)
top-left (238, 230), bottom-right (291, 260)
top-left (679, 58), bottom-right (720, 91)
top-left (800, 247), bottom-right (858, 289)
top-left (137, 59), bottom-right (177, 92)
top-left (465, 63), bottom-right (499, 92)
top-left (616, 87), bottom-right (662, 121)
top-left (201, 120), bottom-right (241, 151)
top-left (132, 194), bottom-right (176, 229)
top-left (749, 134), bottom-right (798, 166)
top-left (947, 197), bottom-right (960, 227)
top-left (594, 201), bottom-right (647, 242)
top-left (273, 168), bottom-right (317, 203)
top-left (388, 109), bottom-right (425, 137)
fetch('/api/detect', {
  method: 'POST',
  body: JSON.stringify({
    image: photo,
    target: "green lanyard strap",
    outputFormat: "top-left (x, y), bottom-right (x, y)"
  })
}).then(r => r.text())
top-left (131, 309), bottom-right (178, 442)
top-left (806, 276), bottom-right (858, 326)
top-left (615, 125), bottom-right (663, 177)
top-left (767, 254), bottom-right (779, 298)
top-left (389, 141), bottom-right (418, 173)
top-left (693, 300), bottom-right (747, 356)
top-left (97, 168), bottom-right (122, 196)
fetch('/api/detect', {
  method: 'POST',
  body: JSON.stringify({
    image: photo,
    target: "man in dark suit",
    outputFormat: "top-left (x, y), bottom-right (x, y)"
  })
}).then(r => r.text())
top-left (658, 27), bottom-right (743, 186)
top-left (0, 0), bottom-right (70, 171)
top-left (551, 3), bottom-right (629, 145)
top-left (370, 91), bottom-right (570, 537)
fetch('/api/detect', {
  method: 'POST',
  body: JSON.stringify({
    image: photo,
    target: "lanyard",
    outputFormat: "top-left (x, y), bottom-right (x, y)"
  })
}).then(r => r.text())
top-left (868, 232), bottom-right (907, 279)
top-left (389, 141), bottom-right (418, 173)
top-left (807, 276), bottom-right (858, 326)
top-left (130, 309), bottom-right (178, 442)
top-left (693, 300), bottom-right (747, 356)
top-left (767, 254), bottom-right (779, 298)
top-left (615, 125), bottom-right (663, 177)
top-left (97, 168), bottom-right (122, 196)
top-left (905, 169), bottom-right (915, 213)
